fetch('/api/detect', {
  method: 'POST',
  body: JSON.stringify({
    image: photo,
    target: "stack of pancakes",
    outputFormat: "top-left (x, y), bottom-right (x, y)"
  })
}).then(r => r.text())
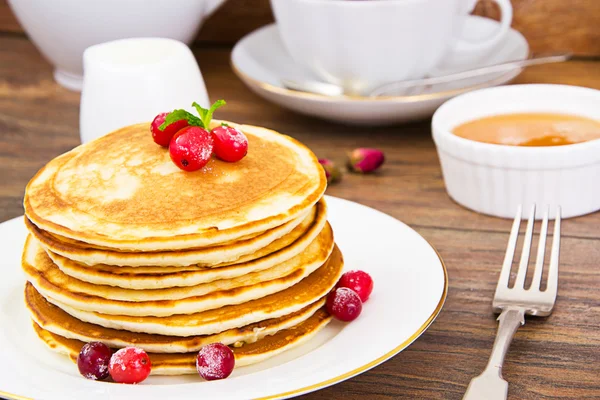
top-left (22, 122), bottom-right (342, 375)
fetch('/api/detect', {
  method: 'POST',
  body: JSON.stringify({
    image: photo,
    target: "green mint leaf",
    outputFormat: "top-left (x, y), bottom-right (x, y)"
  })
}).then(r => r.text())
top-left (159, 109), bottom-right (203, 130)
top-left (191, 102), bottom-right (208, 124)
top-left (192, 100), bottom-right (226, 130)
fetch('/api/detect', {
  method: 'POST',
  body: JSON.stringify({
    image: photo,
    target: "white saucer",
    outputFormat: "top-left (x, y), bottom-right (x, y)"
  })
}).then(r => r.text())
top-left (231, 17), bottom-right (529, 125)
top-left (0, 196), bottom-right (447, 400)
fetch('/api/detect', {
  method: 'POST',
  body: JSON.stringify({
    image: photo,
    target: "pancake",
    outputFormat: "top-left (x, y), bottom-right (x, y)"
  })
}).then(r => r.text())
top-left (24, 221), bottom-right (333, 302)
top-left (22, 225), bottom-right (334, 316)
top-left (26, 283), bottom-right (326, 353)
top-left (26, 207), bottom-right (309, 268)
top-left (42, 246), bottom-right (342, 336)
top-left (29, 199), bottom-right (326, 268)
top-left (42, 224), bottom-right (266, 251)
top-left (24, 121), bottom-right (326, 251)
top-left (27, 204), bottom-right (312, 268)
top-left (33, 307), bottom-right (332, 375)
top-left (45, 201), bottom-right (327, 289)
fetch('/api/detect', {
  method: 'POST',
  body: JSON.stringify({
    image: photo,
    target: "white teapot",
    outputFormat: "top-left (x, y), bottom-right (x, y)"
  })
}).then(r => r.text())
top-left (8, 0), bottom-right (226, 91)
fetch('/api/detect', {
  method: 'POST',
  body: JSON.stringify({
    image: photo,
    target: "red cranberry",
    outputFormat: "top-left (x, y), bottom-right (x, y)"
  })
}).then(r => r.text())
top-left (326, 287), bottom-right (363, 322)
top-left (169, 126), bottom-right (214, 171)
top-left (196, 343), bottom-right (235, 380)
top-left (77, 341), bottom-right (112, 381)
top-left (151, 112), bottom-right (189, 147)
top-left (109, 347), bottom-right (152, 384)
top-left (210, 125), bottom-right (248, 162)
top-left (337, 270), bottom-right (374, 302)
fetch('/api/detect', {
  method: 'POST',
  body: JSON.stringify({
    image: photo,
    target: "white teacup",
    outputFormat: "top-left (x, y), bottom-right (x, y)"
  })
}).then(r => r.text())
top-left (271, 0), bottom-right (513, 93)
top-left (80, 38), bottom-right (209, 144)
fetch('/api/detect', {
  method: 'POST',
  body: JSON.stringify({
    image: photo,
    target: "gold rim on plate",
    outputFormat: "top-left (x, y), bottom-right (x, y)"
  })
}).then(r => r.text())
top-left (0, 241), bottom-right (448, 400)
top-left (255, 242), bottom-right (449, 400)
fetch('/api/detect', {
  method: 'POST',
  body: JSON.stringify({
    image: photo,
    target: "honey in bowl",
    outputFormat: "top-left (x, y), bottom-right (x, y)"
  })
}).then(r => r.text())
top-left (452, 113), bottom-right (600, 147)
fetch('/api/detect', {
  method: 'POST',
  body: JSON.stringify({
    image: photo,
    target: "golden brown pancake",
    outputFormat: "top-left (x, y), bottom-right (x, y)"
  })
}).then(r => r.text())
top-left (41, 246), bottom-right (343, 336)
top-left (23, 221), bottom-right (334, 310)
top-left (24, 121), bottom-right (326, 251)
top-left (28, 199), bottom-right (327, 268)
top-left (26, 283), bottom-right (326, 353)
top-left (32, 307), bottom-right (332, 375)
top-left (44, 201), bottom-right (328, 289)
top-left (22, 227), bottom-right (334, 316)
top-left (22, 118), bottom-right (338, 378)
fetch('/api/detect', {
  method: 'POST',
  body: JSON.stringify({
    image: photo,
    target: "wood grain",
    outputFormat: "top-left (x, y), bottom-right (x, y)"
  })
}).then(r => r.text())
top-left (473, 0), bottom-right (600, 56)
top-left (0, 0), bottom-right (20, 33)
top-left (1, 0), bottom-right (600, 56)
top-left (1, 36), bottom-right (600, 399)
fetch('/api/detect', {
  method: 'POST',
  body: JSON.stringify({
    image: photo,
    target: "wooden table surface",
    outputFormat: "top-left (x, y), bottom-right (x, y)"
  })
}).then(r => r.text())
top-left (1, 36), bottom-right (600, 399)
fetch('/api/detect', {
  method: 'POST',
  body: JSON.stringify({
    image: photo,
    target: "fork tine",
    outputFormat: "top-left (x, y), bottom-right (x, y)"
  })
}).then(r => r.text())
top-left (546, 206), bottom-right (561, 294)
top-left (530, 205), bottom-right (549, 290)
top-left (514, 204), bottom-right (536, 289)
top-left (497, 205), bottom-right (522, 289)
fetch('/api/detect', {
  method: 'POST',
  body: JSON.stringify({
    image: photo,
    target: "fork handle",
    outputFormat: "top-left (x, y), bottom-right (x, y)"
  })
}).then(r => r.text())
top-left (463, 307), bottom-right (525, 400)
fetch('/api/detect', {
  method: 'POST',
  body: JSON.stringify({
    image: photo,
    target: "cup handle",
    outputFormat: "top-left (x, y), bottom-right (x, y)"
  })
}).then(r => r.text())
top-left (452, 0), bottom-right (513, 55)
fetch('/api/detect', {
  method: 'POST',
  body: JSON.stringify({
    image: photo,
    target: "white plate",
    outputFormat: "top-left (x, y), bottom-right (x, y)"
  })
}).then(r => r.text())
top-left (231, 17), bottom-right (529, 125)
top-left (0, 196), bottom-right (447, 400)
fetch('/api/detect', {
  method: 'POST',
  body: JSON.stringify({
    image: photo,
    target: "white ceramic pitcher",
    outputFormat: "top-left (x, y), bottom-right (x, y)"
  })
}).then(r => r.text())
top-left (79, 38), bottom-right (210, 144)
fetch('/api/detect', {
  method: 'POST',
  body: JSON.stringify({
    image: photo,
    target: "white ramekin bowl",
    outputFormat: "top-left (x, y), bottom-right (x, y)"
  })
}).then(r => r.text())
top-left (432, 84), bottom-right (600, 219)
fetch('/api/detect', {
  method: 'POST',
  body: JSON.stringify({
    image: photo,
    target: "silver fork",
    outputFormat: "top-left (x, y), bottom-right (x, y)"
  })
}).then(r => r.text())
top-left (463, 205), bottom-right (561, 400)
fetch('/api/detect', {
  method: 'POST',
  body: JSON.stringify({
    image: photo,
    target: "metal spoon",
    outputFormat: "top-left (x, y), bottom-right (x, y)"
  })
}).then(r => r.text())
top-left (281, 53), bottom-right (571, 98)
